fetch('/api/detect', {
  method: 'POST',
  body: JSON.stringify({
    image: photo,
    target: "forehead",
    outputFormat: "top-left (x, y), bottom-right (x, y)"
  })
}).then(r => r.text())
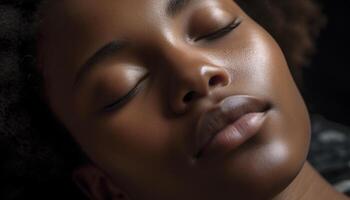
top-left (44, 0), bottom-right (185, 25)
top-left (39, 0), bottom-right (236, 67)
top-left (42, 0), bottom-right (234, 27)
top-left (43, 0), bottom-right (159, 32)
top-left (40, 0), bottom-right (235, 52)
top-left (39, 0), bottom-right (167, 77)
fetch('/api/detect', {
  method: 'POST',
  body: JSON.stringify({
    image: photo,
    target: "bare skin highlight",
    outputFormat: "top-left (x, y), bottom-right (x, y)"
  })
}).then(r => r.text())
top-left (0, 0), bottom-right (348, 199)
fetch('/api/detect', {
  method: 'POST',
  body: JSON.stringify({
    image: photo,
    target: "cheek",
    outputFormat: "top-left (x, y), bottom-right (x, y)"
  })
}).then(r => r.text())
top-left (212, 20), bottom-right (311, 197)
top-left (235, 20), bottom-right (310, 133)
top-left (247, 22), bottom-right (311, 157)
top-left (85, 106), bottom-right (166, 160)
top-left (78, 88), bottom-right (184, 177)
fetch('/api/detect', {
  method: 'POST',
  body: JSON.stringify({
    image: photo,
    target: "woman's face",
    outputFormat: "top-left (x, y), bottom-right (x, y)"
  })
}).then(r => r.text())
top-left (38, 0), bottom-right (310, 199)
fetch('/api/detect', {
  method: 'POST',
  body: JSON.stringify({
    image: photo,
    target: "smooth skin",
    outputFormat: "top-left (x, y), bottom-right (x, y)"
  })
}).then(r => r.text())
top-left (37, 0), bottom-right (349, 199)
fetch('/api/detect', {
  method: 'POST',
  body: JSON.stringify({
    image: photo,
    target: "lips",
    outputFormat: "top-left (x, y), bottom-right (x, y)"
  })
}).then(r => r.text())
top-left (194, 95), bottom-right (271, 158)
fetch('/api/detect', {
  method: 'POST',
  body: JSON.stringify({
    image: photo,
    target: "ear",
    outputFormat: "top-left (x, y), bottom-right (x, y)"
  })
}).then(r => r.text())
top-left (72, 164), bottom-right (131, 200)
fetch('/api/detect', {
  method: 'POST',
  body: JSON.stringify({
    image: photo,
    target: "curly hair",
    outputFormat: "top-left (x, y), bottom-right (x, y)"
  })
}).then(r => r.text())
top-left (0, 0), bottom-right (326, 199)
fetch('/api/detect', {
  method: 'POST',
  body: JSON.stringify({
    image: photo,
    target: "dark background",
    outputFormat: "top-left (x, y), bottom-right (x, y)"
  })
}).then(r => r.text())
top-left (303, 0), bottom-right (350, 126)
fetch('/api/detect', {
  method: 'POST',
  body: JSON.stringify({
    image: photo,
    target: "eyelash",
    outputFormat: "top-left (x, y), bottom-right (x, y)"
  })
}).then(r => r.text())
top-left (103, 74), bottom-right (149, 112)
top-left (194, 18), bottom-right (241, 42)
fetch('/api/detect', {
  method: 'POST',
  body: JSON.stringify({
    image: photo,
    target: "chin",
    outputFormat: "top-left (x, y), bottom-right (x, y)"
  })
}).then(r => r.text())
top-left (210, 106), bottom-right (311, 200)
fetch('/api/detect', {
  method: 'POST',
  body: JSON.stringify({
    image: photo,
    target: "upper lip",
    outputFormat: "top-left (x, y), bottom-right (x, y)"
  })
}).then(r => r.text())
top-left (194, 95), bottom-right (270, 158)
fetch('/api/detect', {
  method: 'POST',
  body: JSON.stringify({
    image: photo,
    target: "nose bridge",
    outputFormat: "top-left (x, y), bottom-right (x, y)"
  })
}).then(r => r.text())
top-left (163, 43), bottom-right (208, 92)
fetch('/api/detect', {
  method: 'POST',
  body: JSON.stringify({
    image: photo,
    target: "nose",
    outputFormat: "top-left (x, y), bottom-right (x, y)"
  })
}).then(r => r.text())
top-left (160, 45), bottom-right (231, 114)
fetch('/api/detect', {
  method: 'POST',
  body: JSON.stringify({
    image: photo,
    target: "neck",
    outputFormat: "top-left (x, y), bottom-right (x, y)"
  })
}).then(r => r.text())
top-left (273, 161), bottom-right (349, 200)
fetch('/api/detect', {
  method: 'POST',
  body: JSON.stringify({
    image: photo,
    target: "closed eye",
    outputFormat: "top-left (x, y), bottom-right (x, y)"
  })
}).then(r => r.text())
top-left (102, 73), bottom-right (149, 112)
top-left (194, 18), bottom-right (241, 42)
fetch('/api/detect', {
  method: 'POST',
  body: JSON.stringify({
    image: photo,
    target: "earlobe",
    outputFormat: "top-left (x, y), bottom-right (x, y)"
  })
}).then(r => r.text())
top-left (72, 164), bottom-right (131, 200)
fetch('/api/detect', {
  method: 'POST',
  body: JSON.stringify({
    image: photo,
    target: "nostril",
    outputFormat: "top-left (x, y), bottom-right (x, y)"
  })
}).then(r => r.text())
top-left (183, 91), bottom-right (195, 103)
top-left (209, 75), bottom-right (225, 87)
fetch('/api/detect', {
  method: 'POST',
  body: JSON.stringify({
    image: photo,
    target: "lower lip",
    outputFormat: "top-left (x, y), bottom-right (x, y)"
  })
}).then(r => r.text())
top-left (200, 112), bottom-right (268, 158)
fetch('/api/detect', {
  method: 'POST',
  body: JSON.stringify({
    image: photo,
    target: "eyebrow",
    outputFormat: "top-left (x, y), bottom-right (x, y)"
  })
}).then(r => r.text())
top-left (73, 40), bottom-right (128, 87)
top-left (74, 0), bottom-right (195, 88)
